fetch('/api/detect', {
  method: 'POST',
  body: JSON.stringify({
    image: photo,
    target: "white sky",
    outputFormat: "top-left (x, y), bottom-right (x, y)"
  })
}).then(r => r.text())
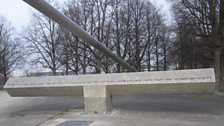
top-left (0, 0), bottom-right (171, 33)
top-left (0, 0), bottom-right (65, 32)
top-left (0, 0), bottom-right (31, 32)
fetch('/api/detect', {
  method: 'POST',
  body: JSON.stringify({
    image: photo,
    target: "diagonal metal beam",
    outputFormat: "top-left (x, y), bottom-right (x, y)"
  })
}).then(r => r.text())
top-left (23, 0), bottom-right (137, 72)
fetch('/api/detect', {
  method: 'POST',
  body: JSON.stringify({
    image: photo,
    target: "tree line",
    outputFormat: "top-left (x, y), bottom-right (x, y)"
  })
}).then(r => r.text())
top-left (171, 0), bottom-right (224, 89)
top-left (0, 16), bottom-right (23, 83)
top-left (24, 0), bottom-right (171, 74)
top-left (0, 0), bottom-right (224, 89)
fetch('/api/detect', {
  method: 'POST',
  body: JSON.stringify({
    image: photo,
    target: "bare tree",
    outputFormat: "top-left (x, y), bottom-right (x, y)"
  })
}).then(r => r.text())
top-left (0, 16), bottom-right (24, 83)
top-left (63, 0), bottom-right (116, 74)
top-left (60, 0), bottom-right (94, 74)
top-left (24, 12), bottom-right (62, 75)
top-left (60, 0), bottom-right (170, 73)
top-left (111, 0), bottom-right (168, 71)
top-left (171, 0), bottom-right (224, 89)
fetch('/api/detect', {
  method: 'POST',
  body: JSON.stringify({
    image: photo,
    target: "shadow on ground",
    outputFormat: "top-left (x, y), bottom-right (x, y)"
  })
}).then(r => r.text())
top-left (112, 95), bottom-right (224, 115)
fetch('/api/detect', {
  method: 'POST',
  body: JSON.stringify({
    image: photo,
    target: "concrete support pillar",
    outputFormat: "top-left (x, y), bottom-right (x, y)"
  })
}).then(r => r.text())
top-left (83, 85), bottom-right (112, 113)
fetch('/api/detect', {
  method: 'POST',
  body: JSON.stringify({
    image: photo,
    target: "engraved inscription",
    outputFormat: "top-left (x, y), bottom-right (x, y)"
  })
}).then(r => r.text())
top-left (35, 75), bottom-right (213, 85)
top-left (7, 69), bottom-right (214, 87)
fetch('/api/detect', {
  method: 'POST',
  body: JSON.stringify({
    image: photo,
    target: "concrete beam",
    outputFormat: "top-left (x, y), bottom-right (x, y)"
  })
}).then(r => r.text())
top-left (4, 68), bottom-right (216, 113)
top-left (22, 0), bottom-right (137, 72)
top-left (5, 68), bottom-right (216, 96)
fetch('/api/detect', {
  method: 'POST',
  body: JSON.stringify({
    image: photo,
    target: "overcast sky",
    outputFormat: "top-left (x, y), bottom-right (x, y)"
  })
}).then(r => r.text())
top-left (0, 0), bottom-right (171, 33)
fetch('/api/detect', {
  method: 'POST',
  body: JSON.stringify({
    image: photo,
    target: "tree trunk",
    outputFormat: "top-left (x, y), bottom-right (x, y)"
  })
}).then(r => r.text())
top-left (147, 49), bottom-right (151, 71)
top-left (3, 72), bottom-right (7, 84)
top-left (52, 69), bottom-right (56, 76)
top-left (96, 56), bottom-right (101, 74)
top-left (83, 42), bottom-right (87, 75)
top-left (163, 52), bottom-right (167, 71)
top-left (155, 37), bottom-right (159, 71)
top-left (214, 47), bottom-right (222, 91)
top-left (65, 62), bottom-right (69, 75)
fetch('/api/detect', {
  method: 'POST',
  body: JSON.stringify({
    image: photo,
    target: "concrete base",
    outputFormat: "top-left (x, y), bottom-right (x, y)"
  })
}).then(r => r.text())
top-left (83, 86), bottom-right (112, 113)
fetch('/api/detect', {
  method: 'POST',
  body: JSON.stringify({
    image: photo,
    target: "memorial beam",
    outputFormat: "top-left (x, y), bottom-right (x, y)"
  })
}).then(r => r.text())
top-left (5, 68), bottom-right (216, 113)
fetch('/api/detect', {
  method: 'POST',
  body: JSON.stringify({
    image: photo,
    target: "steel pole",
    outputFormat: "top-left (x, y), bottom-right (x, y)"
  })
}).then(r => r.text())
top-left (23, 0), bottom-right (137, 72)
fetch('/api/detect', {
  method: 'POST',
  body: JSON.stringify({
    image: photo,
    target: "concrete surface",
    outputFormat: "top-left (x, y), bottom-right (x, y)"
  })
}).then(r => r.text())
top-left (0, 91), bottom-right (83, 126)
top-left (5, 69), bottom-right (215, 97)
top-left (1, 90), bottom-right (224, 126)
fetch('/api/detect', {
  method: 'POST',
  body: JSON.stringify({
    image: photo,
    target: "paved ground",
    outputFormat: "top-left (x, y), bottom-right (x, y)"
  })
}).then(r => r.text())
top-left (0, 91), bottom-right (82, 126)
top-left (0, 90), bottom-right (224, 126)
